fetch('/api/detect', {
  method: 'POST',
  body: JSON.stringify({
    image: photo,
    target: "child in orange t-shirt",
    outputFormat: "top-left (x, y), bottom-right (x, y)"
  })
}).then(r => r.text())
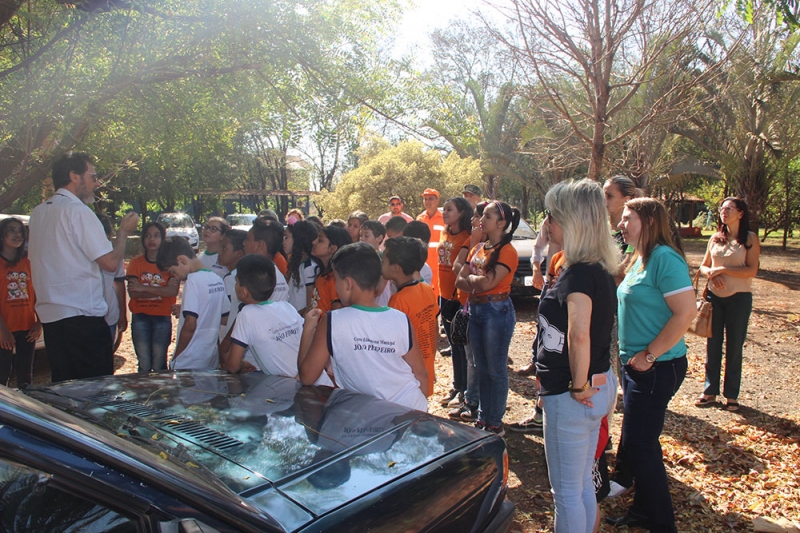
top-left (383, 237), bottom-right (439, 395)
top-left (0, 217), bottom-right (40, 387)
top-left (310, 225), bottom-right (351, 313)
top-left (127, 222), bottom-right (180, 372)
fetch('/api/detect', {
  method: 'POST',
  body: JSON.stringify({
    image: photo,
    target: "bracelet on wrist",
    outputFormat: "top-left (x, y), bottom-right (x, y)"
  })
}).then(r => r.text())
top-left (569, 380), bottom-right (590, 394)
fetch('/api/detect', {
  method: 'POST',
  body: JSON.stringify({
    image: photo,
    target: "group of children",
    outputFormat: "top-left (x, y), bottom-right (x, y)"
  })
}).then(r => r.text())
top-left (122, 210), bottom-right (440, 411)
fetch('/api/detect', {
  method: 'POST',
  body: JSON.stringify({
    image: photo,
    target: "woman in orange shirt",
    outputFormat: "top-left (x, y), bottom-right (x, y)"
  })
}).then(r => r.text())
top-left (311, 225), bottom-right (352, 313)
top-left (0, 217), bottom-right (40, 387)
top-left (456, 201), bottom-right (520, 436)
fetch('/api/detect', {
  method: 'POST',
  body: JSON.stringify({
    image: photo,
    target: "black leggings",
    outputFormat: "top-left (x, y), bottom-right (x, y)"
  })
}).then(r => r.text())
top-left (0, 330), bottom-right (35, 387)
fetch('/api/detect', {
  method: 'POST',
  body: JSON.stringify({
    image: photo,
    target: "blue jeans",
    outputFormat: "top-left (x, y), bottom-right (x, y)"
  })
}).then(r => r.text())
top-left (620, 356), bottom-right (687, 533)
top-left (704, 291), bottom-right (752, 400)
top-left (131, 314), bottom-right (172, 372)
top-left (464, 343), bottom-right (479, 406)
top-left (542, 368), bottom-right (617, 533)
top-left (441, 297), bottom-right (468, 393)
top-left (468, 299), bottom-right (515, 427)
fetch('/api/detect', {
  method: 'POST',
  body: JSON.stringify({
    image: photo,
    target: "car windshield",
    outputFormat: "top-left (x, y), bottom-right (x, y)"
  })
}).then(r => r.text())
top-left (158, 214), bottom-right (194, 228)
top-left (227, 214), bottom-right (257, 226)
top-left (24, 372), bottom-right (482, 528)
top-left (514, 218), bottom-right (537, 239)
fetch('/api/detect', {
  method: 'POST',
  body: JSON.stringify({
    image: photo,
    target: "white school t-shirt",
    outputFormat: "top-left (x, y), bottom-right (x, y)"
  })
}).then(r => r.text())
top-left (231, 300), bottom-right (332, 386)
top-left (271, 264), bottom-right (289, 303)
top-left (327, 306), bottom-right (427, 411)
top-left (172, 269), bottom-right (230, 370)
top-left (103, 259), bottom-right (126, 326)
top-left (199, 251), bottom-right (229, 278)
top-left (286, 258), bottom-right (320, 311)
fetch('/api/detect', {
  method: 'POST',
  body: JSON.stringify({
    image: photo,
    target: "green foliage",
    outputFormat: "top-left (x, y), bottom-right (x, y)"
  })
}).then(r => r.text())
top-left (317, 139), bottom-right (480, 221)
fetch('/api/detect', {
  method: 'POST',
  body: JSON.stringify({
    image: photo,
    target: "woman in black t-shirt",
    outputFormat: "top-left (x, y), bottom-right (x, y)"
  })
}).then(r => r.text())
top-left (536, 179), bottom-right (619, 533)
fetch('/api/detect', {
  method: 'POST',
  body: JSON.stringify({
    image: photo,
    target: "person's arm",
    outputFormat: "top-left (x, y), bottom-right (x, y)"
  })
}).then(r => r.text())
top-left (466, 264), bottom-right (511, 293)
top-left (628, 289), bottom-right (696, 372)
top-left (401, 329), bottom-right (430, 397)
top-left (0, 316), bottom-right (14, 351)
top-left (128, 277), bottom-right (180, 299)
top-left (298, 309), bottom-right (331, 385)
top-left (454, 261), bottom-right (472, 292)
top-left (565, 292), bottom-right (597, 407)
top-left (114, 279), bottom-right (127, 332)
top-left (708, 232), bottom-right (760, 279)
top-left (174, 314), bottom-right (197, 357)
top-left (225, 342), bottom-right (247, 373)
top-left (25, 316), bottom-right (42, 344)
top-left (96, 212), bottom-right (139, 272)
top-left (451, 247), bottom-right (470, 277)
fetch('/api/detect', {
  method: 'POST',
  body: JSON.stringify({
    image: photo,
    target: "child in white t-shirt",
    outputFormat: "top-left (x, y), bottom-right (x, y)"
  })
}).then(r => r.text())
top-left (225, 255), bottom-right (332, 386)
top-left (157, 237), bottom-right (230, 370)
top-left (199, 217), bottom-right (230, 278)
top-left (298, 242), bottom-right (429, 411)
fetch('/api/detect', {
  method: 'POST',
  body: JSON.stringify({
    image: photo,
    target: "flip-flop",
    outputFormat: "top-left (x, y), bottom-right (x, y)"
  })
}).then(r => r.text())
top-left (694, 395), bottom-right (716, 407)
top-left (725, 400), bottom-right (740, 412)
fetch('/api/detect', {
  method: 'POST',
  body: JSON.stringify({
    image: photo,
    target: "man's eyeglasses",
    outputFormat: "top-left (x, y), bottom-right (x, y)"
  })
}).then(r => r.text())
top-left (389, 202), bottom-right (402, 207)
top-left (203, 225), bottom-right (222, 232)
top-left (86, 172), bottom-right (100, 183)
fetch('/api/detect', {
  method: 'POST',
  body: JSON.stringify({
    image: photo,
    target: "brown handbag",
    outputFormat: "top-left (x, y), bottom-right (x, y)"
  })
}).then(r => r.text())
top-left (688, 270), bottom-right (713, 338)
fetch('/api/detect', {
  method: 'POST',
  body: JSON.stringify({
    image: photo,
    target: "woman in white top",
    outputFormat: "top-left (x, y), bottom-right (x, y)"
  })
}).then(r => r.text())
top-left (696, 197), bottom-right (760, 412)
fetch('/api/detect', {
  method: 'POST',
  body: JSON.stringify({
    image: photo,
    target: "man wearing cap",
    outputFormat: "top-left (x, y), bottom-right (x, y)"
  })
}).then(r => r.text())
top-left (416, 188), bottom-right (445, 298)
top-left (378, 196), bottom-right (414, 224)
top-left (462, 184), bottom-right (482, 209)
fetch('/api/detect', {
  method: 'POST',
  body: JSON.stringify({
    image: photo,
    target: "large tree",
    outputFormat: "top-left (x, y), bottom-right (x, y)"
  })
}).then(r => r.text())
top-left (496, 0), bottom-right (718, 181)
top-left (0, 0), bottom-right (400, 211)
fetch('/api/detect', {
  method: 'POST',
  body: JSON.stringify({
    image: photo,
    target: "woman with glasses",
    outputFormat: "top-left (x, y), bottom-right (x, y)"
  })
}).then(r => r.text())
top-left (455, 200), bottom-right (520, 436)
top-left (200, 217), bottom-right (230, 278)
top-left (695, 198), bottom-right (760, 411)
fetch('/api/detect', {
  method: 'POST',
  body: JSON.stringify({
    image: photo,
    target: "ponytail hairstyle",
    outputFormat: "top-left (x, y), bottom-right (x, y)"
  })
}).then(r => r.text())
top-left (483, 201), bottom-right (521, 274)
top-left (605, 175), bottom-right (637, 199)
top-left (712, 197), bottom-right (752, 249)
top-left (286, 220), bottom-right (319, 288)
top-left (445, 196), bottom-right (473, 234)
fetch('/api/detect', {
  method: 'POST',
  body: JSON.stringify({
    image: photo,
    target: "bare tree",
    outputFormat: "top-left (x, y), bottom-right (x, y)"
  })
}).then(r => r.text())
top-left (494, 0), bottom-right (720, 181)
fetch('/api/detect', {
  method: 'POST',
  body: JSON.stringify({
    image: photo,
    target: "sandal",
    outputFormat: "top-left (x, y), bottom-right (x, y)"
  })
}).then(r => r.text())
top-left (694, 395), bottom-right (716, 407)
top-left (725, 400), bottom-right (740, 412)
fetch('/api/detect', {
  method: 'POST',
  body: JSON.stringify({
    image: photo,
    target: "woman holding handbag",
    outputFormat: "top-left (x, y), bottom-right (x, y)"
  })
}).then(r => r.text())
top-left (695, 197), bottom-right (759, 412)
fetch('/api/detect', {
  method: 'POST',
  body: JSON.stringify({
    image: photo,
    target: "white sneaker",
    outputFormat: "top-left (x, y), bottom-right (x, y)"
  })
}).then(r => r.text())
top-left (607, 480), bottom-right (632, 498)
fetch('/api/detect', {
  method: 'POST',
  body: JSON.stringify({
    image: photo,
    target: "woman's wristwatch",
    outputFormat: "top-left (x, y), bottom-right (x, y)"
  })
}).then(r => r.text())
top-left (569, 380), bottom-right (590, 393)
top-left (644, 349), bottom-right (657, 364)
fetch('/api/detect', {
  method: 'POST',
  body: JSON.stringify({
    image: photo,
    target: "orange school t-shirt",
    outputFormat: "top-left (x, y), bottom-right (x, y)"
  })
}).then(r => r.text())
top-left (0, 256), bottom-right (36, 332)
top-left (438, 229), bottom-right (470, 302)
top-left (417, 210), bottom-right (445, 297)
top-left (467, 242), bottom-right (519, 296)
top-left (388, 280), bottom-right (439, 393)
top-left (274, 252), bottom-right (288, 276)
top-left (312, 270), bottom-right (339, 314)
top-left (126, 255), bottom-right (176, 316)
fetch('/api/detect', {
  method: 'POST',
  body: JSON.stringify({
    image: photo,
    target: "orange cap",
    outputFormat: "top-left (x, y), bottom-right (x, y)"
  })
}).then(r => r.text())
top-left (422, 188), bottom-right (440, 198)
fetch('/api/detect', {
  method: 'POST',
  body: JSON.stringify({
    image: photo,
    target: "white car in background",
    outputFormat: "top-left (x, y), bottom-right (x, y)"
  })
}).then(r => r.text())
top-left (157, 212), bottom-right (199, 252)
top-left (226, 213), bottom-right (257, 232)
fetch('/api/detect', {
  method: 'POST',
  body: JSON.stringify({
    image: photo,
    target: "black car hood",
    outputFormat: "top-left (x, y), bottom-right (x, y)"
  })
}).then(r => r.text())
top-left (24, 371), bottom-right (488, 530)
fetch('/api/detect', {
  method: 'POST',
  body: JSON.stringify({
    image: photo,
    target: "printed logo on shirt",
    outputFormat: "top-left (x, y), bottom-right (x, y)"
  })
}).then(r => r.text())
top-left (5, 271), bottom-right (30, 300)
top-left (208, 282), bottom-right (226, 295)
top-left (353, 336), bottom-right (396, 354)
top-left (272, 323), bottom-right (299, 343)
top-left (470, 254), bottom-right (487, 276)
top-left (539, 315), bottom-right (565, 353)
top-left (439, 240), bottom-right (454, 267)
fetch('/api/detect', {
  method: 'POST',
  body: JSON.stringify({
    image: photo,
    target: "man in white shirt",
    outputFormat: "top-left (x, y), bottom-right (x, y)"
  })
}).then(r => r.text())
top-left (378, 196), bottom-right (414, 224)
top-left (29, 152), bottom-right (139, 382)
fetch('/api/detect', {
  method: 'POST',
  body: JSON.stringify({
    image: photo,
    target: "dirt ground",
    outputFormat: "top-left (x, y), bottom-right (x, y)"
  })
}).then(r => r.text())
top-left (29, 238), bottom-right (800, 531)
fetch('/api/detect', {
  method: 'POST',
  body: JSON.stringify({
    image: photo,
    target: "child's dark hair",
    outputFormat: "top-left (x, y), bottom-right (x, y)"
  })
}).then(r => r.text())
top-left (156, 237), bottom-right (196, 271)
top-left (223, 228), bottom-right (247, 252)
top-left (348, 210), bottom-right (369, 224)
top-left (383, 236), bottom-right (426, 276)
top-left (205, 216), bottom-right (230, 233)
top-left (0, 217), bottom-right (27, 265)
top-left (361, 220), bottom-right (385, 239)
top-left (327, 219), bottom-right (346, 228)
top-left (96, 213), bottom-right (113, 239)
top-left (331, 242), bottom-right (382, 291)
top-left (250, 218), bottom-right (284, 257)
top-left (484, 201), bottom-right (521, 274)
top-left (286, 220), bottom-right (319, 288)
top-left (306, 216), bottom-right (324, 228)
top-left (385, 216), bottom-right (408, 234)
top-left (140, 221), bottom-right (166, 247)
top-left (236, 254), bottom-right (276, 302)
top-left (317, 225), bottom-right (353, 276)
top-left (403, 220), bottom-right (431, 243)
top-left (446, 197), bottom-right (474, 233)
